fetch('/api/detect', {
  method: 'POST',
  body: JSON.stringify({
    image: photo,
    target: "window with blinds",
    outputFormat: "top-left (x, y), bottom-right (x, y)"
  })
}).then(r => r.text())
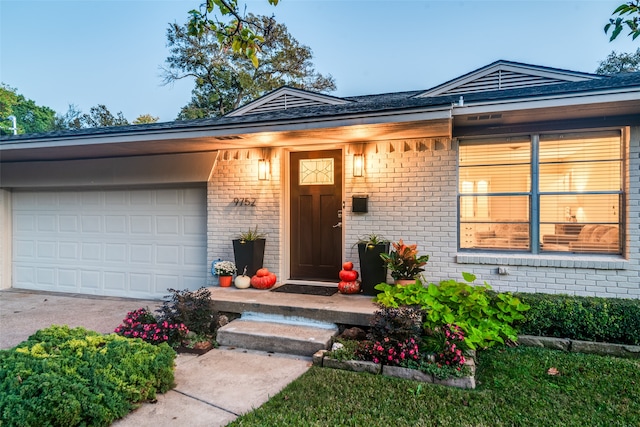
top-left (458, 131), bottom-right (622, 254)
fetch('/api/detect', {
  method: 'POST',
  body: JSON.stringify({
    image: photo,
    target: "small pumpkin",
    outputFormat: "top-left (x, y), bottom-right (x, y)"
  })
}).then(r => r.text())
top-left (256, 268), bottom-right (270, 277)
top-left (338, 281), bottom-right (360, 294)
top-left (234, 266), bottom-right (251, 289)
top-left (251, 268), bottom-right (277, 289)
top-left (339, 269), bottom-right (359, 282)
top-left (234, 275), bottom-right (251, 289)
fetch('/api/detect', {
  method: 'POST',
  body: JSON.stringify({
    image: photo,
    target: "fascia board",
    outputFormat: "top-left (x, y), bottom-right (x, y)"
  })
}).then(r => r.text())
top-left (451, 88), bottom-right (640, 116)
top-left (0, 107), bottom-right (452, 151)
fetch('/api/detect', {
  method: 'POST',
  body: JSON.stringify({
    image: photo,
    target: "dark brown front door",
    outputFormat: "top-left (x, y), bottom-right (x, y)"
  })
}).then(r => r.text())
top-left (290, 150), bottom-right (343, 281)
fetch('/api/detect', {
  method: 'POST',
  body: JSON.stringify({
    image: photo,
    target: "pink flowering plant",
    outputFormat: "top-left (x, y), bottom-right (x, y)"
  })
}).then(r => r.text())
top-left (114, 307), bottom-right (189, 348)
top-left (357, 337), bottom-right (420, 365)
top-left (436, 324), bottom-right (466, 367)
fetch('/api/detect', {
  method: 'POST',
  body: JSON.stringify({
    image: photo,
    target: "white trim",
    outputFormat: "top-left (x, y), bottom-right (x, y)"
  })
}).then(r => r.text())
top-left (457, 253), bottom-right (627, 270)
top-left (0, 108), bottom-right (453, 152)
top-left (452, 88), bottom-right (640, 116)
top-left (284, 146), bottom-right (345, 282)
top-left (0, 189), bottom-right (11, 290)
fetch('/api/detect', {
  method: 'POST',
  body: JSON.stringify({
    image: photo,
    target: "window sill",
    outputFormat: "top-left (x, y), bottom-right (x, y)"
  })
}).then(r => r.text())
top-left (456, 252), bottom-right (627, 270)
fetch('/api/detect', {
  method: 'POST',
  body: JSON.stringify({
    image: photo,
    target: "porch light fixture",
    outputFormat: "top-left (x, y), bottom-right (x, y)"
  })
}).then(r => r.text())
top-left (258, 158), bottom-right (270, 180)
top-left (353, 153), bottom-right (364, 177)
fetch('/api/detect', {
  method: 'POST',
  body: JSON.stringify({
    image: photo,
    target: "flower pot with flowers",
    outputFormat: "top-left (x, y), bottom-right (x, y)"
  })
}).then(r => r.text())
top-left (213, 260), bottom-right (236, 287)
top-left (379, 239), bottom-right (429, 285)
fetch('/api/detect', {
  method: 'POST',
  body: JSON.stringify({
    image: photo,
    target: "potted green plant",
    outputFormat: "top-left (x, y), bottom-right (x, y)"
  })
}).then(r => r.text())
top-left (380, 239), bottom-right (429, 285)
top-left (356, 234), bottom-right (390, 296)
top-left (232, 226), bottom-right (266, 278)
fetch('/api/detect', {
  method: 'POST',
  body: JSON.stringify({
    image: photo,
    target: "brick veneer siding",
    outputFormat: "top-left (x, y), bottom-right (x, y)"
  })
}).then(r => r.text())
top-left (206, 128), bottom-right (638, 298)
top-left (207, 149), bottom-right (282, 285)
top-left (0, 189), bottom-right (10, 290)
top-left (344, 131), bottom-right (640, 299)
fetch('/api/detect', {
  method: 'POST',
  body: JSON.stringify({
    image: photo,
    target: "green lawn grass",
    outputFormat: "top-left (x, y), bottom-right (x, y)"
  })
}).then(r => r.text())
top-left (229, 347), bottom-right (640, 426)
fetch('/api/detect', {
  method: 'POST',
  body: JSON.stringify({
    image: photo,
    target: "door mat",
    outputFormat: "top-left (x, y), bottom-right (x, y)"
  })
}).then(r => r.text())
top-left (272, 283), bottom-right (338, 296)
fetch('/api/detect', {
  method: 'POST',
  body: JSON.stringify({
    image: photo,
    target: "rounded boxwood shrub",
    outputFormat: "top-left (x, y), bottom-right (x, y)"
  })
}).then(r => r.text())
top-left (0, 325), bottom-right (176, 426)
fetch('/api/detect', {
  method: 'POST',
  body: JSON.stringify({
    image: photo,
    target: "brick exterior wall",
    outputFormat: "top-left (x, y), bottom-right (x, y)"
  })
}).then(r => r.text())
top-left (0, 189), bottom-right (11, 290)
top-left (205, 128), bottom-right (639, 299)
top-left (207, 149), bottom-right (282, 284)
top-left (342, 131), bottom-right (639, 299)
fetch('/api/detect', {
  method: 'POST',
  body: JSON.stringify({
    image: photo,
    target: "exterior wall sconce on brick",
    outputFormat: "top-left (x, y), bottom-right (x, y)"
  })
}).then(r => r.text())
top-left (353, 153), bottom-right (364, 177)
top-left (258, 158), bottom-right (270, 180)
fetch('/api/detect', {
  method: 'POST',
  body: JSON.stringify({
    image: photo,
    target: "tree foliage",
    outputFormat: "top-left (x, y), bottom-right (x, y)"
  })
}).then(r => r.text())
top-left (53, 104), bottom-right (84, 130)
top-left (188, 0), bottom-right (279, 66)
top-left (596, 48), bottom-right (640, 74)
top-left (605, 1), bottom-right (640, 41)
top-left (163, 15), bottom-right (335, 119)
top-left (0, 84), bottom-right (56, 135)
top-left (133, 114), bottom-right (160, 124)
top-left (79, 104), bottom-right (130, 128)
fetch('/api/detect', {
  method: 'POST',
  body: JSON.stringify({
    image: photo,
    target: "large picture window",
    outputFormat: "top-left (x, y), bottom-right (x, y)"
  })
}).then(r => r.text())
top-left (459, 131), bottom-right (622, 254)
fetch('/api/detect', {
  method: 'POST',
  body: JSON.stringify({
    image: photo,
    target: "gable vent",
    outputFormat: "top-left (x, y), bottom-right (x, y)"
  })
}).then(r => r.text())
top-left (440, 70), bottom-right (567, 96)
top-left (248, 93), bottom-right (330, 114)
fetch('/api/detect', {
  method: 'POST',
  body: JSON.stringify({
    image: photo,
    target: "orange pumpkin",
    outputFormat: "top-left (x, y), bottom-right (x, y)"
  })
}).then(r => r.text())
top-left (339, 269), bottom-right (359, 282)
top-left (256, 268), bottom-right (270, 277)
top-left (338, 281), bottom-right (360, 294)
top-left (251, 270), bottom-right (277, 289)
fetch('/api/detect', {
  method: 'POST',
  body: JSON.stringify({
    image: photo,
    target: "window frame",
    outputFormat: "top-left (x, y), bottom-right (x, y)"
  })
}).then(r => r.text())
top-left (457, 129), bottom-right (625, 255)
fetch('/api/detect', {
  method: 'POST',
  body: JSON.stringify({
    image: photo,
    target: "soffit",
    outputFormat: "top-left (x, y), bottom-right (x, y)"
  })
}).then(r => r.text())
top-left (0, 118), bottom-right (452, 163)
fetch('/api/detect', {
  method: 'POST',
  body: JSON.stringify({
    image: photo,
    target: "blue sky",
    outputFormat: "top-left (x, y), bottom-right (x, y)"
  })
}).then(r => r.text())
top-left (0, 0), bottom-right (637, 122)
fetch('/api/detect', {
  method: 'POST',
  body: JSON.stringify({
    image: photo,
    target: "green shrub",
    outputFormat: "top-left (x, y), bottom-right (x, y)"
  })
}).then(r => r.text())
top-left (516, 293), bottom-right (640, 345)
top-left (368, 306), bottom-right (423, 343)
top-left (156, 287), bottom-right (218, 336)
top-left (0, 325), bottom-right (176, 427)
top-left (374, 273), bottom-right (530, 350)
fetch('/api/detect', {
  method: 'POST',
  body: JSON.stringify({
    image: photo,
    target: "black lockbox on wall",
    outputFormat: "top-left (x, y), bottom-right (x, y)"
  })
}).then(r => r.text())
top-left (352, 195), bottom-right (368, 213)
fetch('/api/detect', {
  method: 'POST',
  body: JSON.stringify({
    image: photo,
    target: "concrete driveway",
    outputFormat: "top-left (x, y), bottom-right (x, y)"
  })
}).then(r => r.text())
top-left (0, 289), bottom-right (160, 349)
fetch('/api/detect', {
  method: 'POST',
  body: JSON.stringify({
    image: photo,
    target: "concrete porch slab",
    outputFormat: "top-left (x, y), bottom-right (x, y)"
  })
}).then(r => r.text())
top-left (207, 286), bottom-right (378, 327)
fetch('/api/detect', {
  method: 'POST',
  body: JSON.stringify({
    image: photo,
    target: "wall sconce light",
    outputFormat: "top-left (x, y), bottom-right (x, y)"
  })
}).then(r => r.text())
top-left (353, 153), bottom-right (364, 177)
top-left (258, 159), bottom-right (270, 180)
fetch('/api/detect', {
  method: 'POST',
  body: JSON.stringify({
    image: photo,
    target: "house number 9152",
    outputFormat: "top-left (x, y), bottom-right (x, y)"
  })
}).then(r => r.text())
top-left (233, 198), bottom-right (256, 206)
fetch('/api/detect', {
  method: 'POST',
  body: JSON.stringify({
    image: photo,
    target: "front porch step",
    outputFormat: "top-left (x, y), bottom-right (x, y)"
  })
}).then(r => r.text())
top-left (208, 286), bottom-right (376, 327)
top-left (216, 318), bottom-right (338, 357)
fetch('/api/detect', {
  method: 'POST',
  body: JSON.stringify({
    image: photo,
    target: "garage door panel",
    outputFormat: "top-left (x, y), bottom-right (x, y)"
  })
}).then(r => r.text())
top-left (58, 269), bottom-right (77, 288)
top-left (157, 216), bottom-right (180, 235)
top-left (37, 241), bottom-right (56, 259)
top-left (105, 215), bottom-right (127, 233)
top-left (13, 188), bottom-right (207, 299)
top-left (59, 215), bottom-right (79, 232)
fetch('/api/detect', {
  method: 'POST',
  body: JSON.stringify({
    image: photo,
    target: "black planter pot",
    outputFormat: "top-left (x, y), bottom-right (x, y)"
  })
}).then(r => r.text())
top-left (358, 242), bottom-right (390, 296)
top-left (232, 239), bottom-right (266, 277)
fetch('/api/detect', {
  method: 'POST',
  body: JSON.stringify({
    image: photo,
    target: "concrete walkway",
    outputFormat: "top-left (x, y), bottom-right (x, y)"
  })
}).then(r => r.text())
top-left (0, 289), bottom-right (311, 426)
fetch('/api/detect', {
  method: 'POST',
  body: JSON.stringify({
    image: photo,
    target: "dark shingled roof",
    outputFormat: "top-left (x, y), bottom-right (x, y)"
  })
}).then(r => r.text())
top-left (2, 69), bottom-right (639, 142)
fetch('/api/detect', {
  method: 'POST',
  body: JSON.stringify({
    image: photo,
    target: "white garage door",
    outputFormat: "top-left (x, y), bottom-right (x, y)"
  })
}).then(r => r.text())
top-left (12, 188), bottom-right (207, 299)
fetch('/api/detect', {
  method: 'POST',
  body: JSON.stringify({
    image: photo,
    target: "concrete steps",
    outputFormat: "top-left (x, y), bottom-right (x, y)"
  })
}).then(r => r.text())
top-left (216, 316), bottom-right (338, 357)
